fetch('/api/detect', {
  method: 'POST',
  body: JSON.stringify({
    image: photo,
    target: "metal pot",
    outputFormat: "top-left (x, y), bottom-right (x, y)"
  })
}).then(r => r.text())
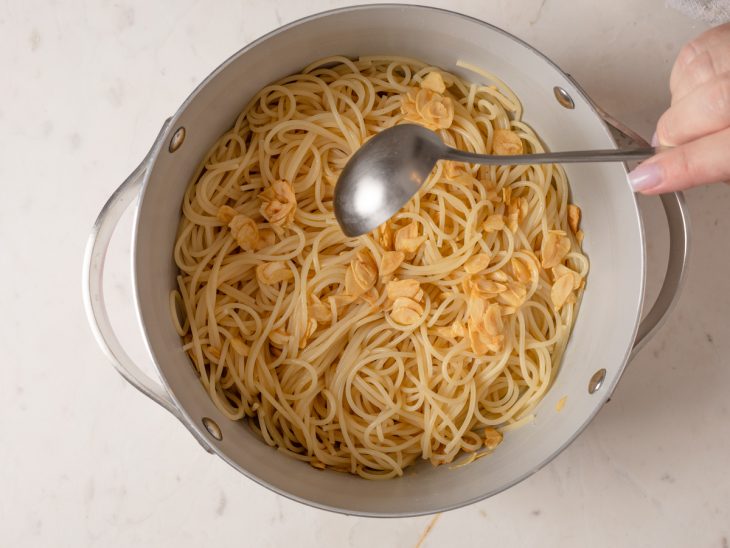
top-left (83, 5), bottom-right (689, 517)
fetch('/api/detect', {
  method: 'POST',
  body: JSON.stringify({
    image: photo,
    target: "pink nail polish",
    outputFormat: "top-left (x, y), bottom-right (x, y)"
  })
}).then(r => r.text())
top-left (628, 163), bottom-right (663, 192)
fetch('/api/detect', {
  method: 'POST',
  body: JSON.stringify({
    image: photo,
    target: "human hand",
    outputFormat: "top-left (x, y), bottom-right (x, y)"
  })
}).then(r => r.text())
top-left (629, 22), bottom-right (730, 194)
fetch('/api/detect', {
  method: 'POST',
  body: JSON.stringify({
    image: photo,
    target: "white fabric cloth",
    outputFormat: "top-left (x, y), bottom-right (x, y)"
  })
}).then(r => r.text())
top-left (667, 0), bottom-right (730, 24)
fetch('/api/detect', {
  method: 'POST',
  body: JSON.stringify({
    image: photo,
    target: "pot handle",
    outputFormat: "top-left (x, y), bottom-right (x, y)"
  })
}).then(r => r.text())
top-left (82, 120), bottom-right (213, 452)
top-left (595, 109), bottom-right (691, 358)
top-left (631, 191), bottom-right (690, 357)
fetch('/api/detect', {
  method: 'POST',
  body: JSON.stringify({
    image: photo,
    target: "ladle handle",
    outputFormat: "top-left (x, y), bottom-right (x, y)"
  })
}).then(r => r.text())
top-left (443, 146), bottom-right (666, 165)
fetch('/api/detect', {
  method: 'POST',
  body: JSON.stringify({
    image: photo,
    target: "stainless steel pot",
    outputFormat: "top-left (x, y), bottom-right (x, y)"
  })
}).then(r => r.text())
top-left (83, 5), bottom-right (690, 517)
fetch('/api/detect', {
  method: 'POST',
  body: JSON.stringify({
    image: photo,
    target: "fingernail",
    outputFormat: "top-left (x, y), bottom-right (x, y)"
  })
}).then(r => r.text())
top-left (651, 132), bottom-right (659, 147)
top-left (628, 162), bottom-right (663, 192)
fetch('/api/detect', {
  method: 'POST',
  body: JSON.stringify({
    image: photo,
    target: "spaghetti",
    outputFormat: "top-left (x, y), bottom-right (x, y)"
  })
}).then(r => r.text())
top-left (171, 56), bottom-right (588, 479)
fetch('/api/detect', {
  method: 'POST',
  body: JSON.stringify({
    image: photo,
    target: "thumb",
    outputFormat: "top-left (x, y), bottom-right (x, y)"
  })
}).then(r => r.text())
top-left (628, 126), bottom-right (730, 194)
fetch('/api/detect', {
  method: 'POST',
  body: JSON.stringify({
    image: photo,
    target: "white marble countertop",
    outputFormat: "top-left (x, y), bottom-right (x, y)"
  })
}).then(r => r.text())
top-left (2, 1), bottom-right (729, 546)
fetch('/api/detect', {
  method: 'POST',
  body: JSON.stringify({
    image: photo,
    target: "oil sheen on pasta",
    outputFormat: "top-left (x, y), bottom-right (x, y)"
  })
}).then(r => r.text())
top-left (171, 56), bottom-right (588, 479)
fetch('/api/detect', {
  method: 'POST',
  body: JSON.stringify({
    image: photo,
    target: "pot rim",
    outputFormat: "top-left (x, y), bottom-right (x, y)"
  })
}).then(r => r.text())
top-left (132, 3), bottom-right (646, 517)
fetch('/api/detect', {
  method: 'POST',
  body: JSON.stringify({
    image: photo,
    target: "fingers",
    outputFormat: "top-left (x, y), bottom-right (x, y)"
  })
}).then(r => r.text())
top-left (657, 72), bottom-right (730, 145)
top-left (636, 24), bottom-right (730, 194)
top-left (671, 51), bottom-right (726, 103)
top-left (629, 126), bottom-right (730, 194)
top-left (669, 23), bottom-right (730, 103)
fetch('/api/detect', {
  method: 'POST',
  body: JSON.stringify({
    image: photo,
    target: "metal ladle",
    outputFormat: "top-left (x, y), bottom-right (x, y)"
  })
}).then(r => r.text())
top-left (333, 123), bottom-right (660, 237)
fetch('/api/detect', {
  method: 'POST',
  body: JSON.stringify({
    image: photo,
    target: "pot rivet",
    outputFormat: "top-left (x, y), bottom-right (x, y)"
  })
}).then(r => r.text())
top-left (553, 86), bottom-right (575, 109)
top-left (202, 417), bottom-right (222, 441)
top-left (588, 368), bottom-right (606, 394)
top-left (169, 126), bottom-right (186, 152)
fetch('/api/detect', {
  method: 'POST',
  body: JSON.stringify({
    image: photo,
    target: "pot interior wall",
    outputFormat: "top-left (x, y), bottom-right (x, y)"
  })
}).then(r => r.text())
top-left (134, 5), bottom-right (644, 515)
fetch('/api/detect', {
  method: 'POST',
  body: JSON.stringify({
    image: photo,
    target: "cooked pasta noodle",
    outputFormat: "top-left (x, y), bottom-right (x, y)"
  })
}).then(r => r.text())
top-left (171, 56), bottom-right (588, 479)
